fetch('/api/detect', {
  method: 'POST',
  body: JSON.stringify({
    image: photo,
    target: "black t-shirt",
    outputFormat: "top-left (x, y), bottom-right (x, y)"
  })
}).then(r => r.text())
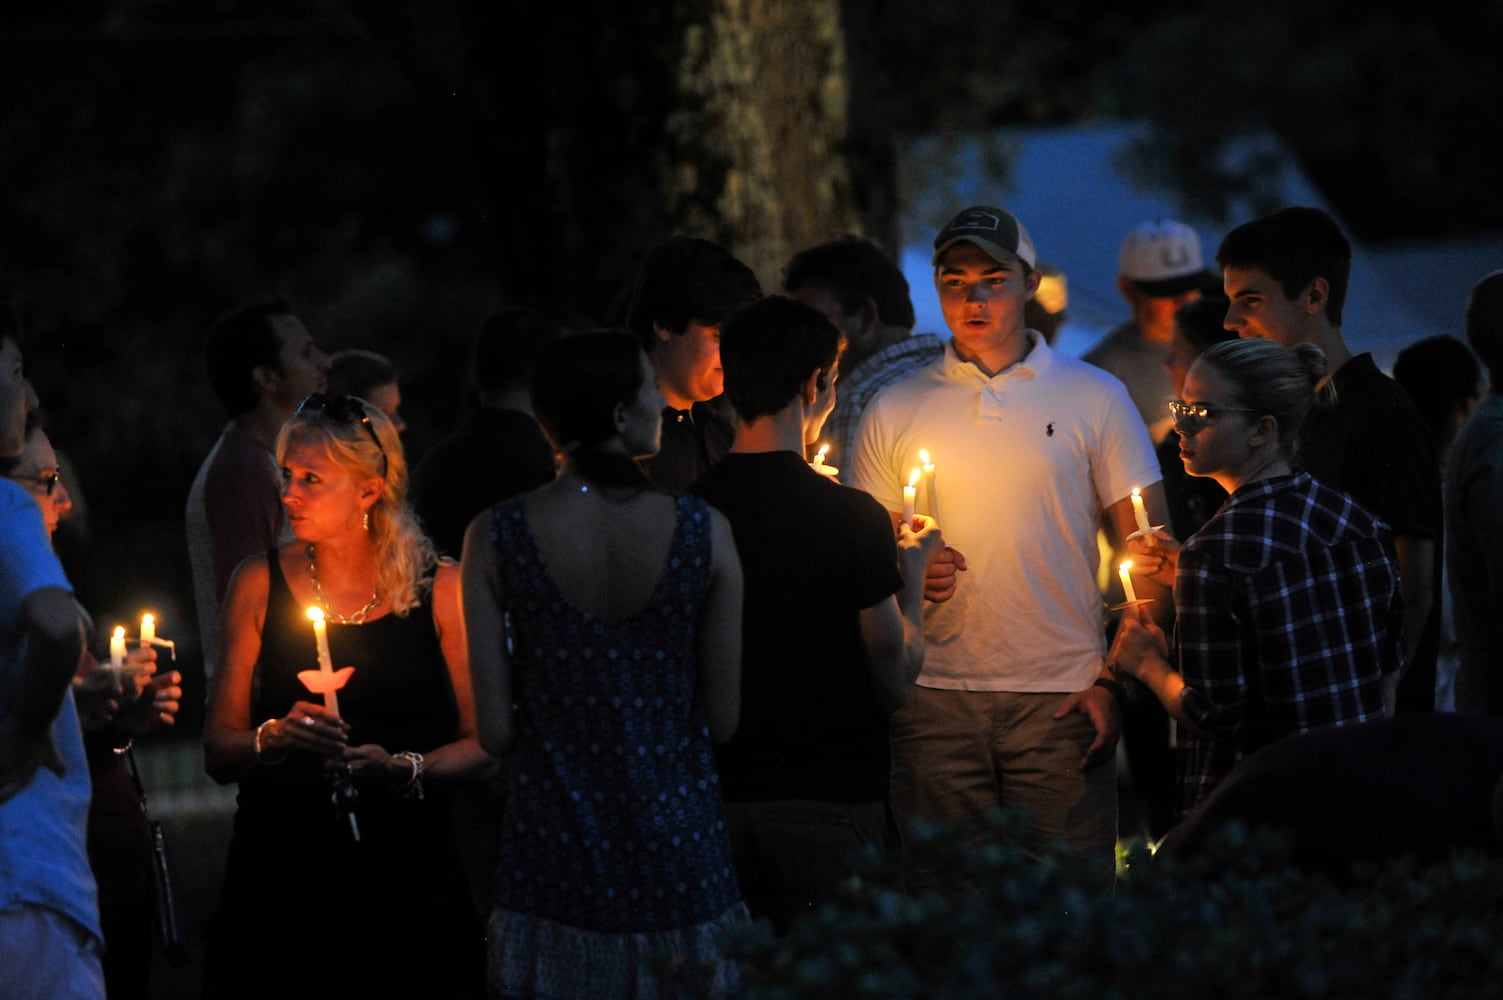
top-left (409, 408), bottom-right (556, 558)
top-left (692, 451), bottom-right (904, 802)
top-left (1300, 352), bottom-right (1443, 711)
top-left (643, 402), bottom-right (734, 494)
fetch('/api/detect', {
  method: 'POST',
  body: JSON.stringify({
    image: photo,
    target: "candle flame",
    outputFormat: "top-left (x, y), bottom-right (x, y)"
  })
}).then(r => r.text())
top-left (919, 449), bottom-right (933, 470)
top-left (908, 468), bottom-right (921, 487)
top-left (113, 625), bottom-right (125, 640)
top-left (141, 613), bottom-right (154, 629)
top-left (1132, 487), bottom-right (1141, 499)
top-left (816, 443), bottom-right (829, 461)
top-left (306, 606), bottom-right (326, 623)
top-left (1119, 560), bottom-right (1133, 573)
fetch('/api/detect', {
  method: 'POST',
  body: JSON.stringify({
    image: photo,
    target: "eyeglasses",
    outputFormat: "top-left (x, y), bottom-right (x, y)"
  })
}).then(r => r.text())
top-left (1168, 398), bottom-right (1265, 435)
top-left (296, 393), bottom-right (388, 475)
top-left (5, 468), bottom-right (60, 496)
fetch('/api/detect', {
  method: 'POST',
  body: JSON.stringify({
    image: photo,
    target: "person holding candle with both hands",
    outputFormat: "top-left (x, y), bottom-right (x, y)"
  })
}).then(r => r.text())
top-left (1109, 338), bottom-right (1400, 821)
top-left (202, 393), bottom-right (490, 999)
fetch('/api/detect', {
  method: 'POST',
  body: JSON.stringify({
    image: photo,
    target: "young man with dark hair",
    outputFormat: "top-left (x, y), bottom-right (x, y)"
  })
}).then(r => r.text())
top-left (1218, 206), bottom-right (1441, 714)
top-left (412, 306), bottom-right (563, 558)
top-left (1445, 269), bottom-right (1503, 715)
top-left (625, 235), bottom-right (762, 492)
top-left (185, 300), bottom-right (328, 680)
top-left (783, 234), bottom-right (943, 470)
top-left (326, 347), bottom-right (405, 434)
top-left (691, 294), bottom-right (943, 930)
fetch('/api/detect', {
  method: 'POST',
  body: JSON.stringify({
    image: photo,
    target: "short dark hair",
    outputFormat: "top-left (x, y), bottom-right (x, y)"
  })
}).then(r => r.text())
top-left (783, 235), bottom-right (916, 329)
top-left (1393, 335), bottom-right (1482, 449)
top-left (326, 348), bottom-right (397, 401)
top-left (1465, 270), bottom-right (1503, 378)
top-left (624, 236), bottom-right (762, 352)
top-left (203, 300), bottom-right (295, 417)
top-left (720, 295), bottom-right (843, 423)
top-left (530, 329), bottom-right (646, 451)
top-left (472, 307), bottom-right (563, 396)
top-left (1174, 293), bottom-right (1237, 354)
top-left (1216, 207), bottom-right (1352, 326)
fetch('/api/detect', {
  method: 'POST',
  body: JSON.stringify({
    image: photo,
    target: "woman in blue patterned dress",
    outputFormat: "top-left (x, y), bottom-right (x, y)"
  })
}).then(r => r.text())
top-left (461, 329), bottom-right (746, 999)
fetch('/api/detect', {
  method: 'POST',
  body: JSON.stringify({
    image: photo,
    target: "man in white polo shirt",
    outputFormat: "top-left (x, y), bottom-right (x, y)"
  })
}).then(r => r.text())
top-left (851, 205), bottom-right (1169, 888)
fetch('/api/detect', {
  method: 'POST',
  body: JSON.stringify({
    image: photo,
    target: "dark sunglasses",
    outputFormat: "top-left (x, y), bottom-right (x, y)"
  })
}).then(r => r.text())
top-left (296, 393), bottom-right (388, 475)
top-left (6, 468), bottom-right (61, 496)
top-left (1168, 398), bottom-right (1265, 435)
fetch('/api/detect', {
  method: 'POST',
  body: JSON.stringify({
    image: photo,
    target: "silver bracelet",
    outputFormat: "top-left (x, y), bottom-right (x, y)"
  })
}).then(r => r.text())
top-left (392, 750), bottom-right (424, 800)
top-left (253, 718), bottom-right (287, 765)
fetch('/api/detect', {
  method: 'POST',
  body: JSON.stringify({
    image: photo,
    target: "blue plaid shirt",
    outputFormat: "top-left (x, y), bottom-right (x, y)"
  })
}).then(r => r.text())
top-left (825, 333), bottom-right (944, 473)
top-left (1174, 472), bottom-right (1400, 815)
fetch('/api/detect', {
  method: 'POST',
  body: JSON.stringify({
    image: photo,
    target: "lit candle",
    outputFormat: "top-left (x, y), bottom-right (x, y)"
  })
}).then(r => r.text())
top-left (901, 468), bottom-right (920, 527)
top-left (1131, 488), bottom-right (1152, 537)
top-left (140, 613), bottom-right (155, 647)
top-left (1118, 561), bottom-right (1138, 605)
top-left (812, 444), bottom-right (829, 469)
top-left (110, 625), bottom-right (126, 668)
top-left (919, 449), bottom-right (936, 514)
top-left (305, 606), bottom-right (340, 717)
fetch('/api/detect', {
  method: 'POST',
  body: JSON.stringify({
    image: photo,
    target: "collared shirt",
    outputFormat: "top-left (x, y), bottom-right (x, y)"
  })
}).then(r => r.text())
top-left (642, 401), bottom-right (734, 494)
top-left (1174, 471), bottom-right (1399, 815)
top-left (852, 334), bottom-right (1159, 692)
top-left (822, 333), bottom-right (944, 471)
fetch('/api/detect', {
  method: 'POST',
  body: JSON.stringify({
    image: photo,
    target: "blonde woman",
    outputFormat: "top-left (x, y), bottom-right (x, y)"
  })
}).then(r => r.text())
top-left (203, 394), bottom-right (490, 999)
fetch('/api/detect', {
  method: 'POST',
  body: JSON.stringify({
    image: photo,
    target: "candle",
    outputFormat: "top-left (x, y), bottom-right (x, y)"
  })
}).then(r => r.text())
top-left (1118, 561), bottom-right (1138, 604)
top-left (305, 606), bottom-right (340, 717)
top-left (140, 613), bottom-right (155, 647)
top-left (901, 468), bottom-right (920, 526)
top-left (110, 625), bottom-right (126, 668)
top-left (1131, 488), bottom-right (1152, 537)
top-left (812, 444), bottom-right (829, 469)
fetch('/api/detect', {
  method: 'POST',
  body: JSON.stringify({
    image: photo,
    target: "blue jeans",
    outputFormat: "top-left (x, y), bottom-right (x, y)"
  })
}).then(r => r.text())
top-left (723, 798), bottom-right (896, 931)
top-left (0, 904), bottom-right (104, 1000)
top-left (889, 686), bottom-right (1117, 892)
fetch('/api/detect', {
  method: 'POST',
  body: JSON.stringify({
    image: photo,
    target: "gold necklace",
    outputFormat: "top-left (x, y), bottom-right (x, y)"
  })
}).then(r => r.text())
top-left (306, 543), bottom-right (380, 625)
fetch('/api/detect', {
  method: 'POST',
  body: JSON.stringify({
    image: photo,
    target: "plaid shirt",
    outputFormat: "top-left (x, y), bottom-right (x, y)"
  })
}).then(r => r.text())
top-left (825, 333), bottom-right (944, 473)
top-left (1174, 472), bottom-right (1400, 815)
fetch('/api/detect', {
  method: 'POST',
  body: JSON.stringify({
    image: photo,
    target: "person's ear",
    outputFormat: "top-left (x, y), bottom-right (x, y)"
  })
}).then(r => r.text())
top-left (1306, 277), bottom-right (1329, 314)
top-left (251, 364), bottom-right (279, 396)
top-left (803, 369), bottom-right (822, 405)
top-left (1249, 414), bottom-right (1278, 447)
top-left (613, 401), bottom-right (628, 432)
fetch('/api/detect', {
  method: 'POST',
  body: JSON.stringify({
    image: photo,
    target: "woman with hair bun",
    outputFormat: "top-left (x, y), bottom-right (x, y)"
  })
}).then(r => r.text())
top-left (462, 330), bottom-right (746, 998)
top-left (1111, 337), bottom-right (1402, 819)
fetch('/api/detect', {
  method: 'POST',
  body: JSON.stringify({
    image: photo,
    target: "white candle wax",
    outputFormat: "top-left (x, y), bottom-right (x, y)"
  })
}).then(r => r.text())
top-left (306, 606), bottom-right (340, 717)
top-left (920, 449), bottom-right (936, 515)
top-left (110, 626), bottom-right (126, 668)
top-left (1118, 561), bottom-right (1138, 604)
top-left (901, 468), bottom-right (919, 526)
top-left (140, 614), bottom-right (155, 646)
top-left (1131, 488), bottom-right (1152, 537)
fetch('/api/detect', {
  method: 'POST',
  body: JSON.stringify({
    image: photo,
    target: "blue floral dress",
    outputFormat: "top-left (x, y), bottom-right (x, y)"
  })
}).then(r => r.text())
top-left (487, 494), bottom-right (745, 999)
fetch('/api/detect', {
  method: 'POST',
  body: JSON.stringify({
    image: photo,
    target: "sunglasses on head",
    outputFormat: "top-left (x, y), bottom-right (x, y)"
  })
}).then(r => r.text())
top-left (6, 468), bottom-right (60, 497)
top-left (1167, 398), bottom-right (1265, 435)
top-left (296, 393), bottom-right (388, 475)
